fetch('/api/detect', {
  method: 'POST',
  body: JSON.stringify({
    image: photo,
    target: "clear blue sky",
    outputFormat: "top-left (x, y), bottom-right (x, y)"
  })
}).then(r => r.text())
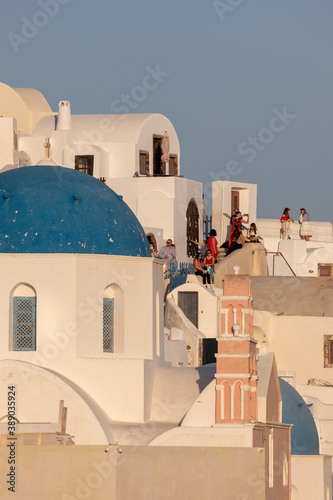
top-left (1, 0), bottom-right (333, 221)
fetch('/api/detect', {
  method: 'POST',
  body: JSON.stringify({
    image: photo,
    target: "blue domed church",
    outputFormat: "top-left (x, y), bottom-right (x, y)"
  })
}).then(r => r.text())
top-left (0, 166), bottom-right (151, 256)
top-left (0, 164), bottom-right (166, 444)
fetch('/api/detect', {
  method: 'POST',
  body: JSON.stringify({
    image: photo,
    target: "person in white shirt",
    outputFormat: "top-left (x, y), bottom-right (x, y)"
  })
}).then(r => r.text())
top-left (299, 208), bottom-right (310, 241)
top-left (158, 239), bottom-right (177, 262)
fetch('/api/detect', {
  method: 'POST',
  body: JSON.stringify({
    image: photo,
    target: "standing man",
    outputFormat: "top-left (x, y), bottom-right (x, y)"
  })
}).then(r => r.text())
top-left (158, 238), bottom-right (177, 262)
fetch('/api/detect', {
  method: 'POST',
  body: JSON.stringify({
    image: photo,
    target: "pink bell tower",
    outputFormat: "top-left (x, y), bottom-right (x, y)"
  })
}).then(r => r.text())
top-left (215, 270), bottom-right (258, 424)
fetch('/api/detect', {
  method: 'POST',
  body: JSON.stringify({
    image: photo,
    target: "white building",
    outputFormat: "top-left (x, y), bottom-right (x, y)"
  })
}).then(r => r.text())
top-left (211, 179), bottom-right (333, 277)
top-left (212, 179), bottom-right (257, 245)
top-left (0, 87), bottom-right (332, 495)
top-left (0, 164), bottom-right (168, 442)
top-left (0, 83), bottom-right (203, 263)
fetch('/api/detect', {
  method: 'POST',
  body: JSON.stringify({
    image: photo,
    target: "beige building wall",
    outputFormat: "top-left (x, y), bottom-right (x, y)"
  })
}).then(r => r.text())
top-left (0, 445), bottom-right (265, 500)
top-left (254, 314), bottom-right (333, 385)
top-left (215, 243), bottom-right (268, 288)
top-left (0, 254), bottom-right (165, 426)
top-left (0, 117), bottom-right (18, 167)
top-left (290, 455), bottom-right (332, 500)
top-left (263, 426), bottom-right (291, 500)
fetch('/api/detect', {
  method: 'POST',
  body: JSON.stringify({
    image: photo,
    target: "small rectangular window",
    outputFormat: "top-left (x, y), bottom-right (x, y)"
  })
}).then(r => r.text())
top-left (103, 298), bottom-right (114, 352)
top-left (13, 297), bottom-right (36, 351)
top-left (319, 265), bottom-right (332, 277)
top-left (329, 341), bottom-right (333, 365)
top-left (75, 155), bottom-right (94, 176)
top-left (324, 335), bottom-right (333, 367)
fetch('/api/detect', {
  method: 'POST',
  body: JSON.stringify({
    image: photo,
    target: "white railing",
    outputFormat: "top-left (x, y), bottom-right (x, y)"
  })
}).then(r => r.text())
top-left (266, 252), bottom-right (296, 276)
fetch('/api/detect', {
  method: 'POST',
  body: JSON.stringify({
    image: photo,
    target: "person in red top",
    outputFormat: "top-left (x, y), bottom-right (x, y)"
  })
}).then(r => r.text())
top-left (228, 209), bottom-right (249, 248)
top-left (204, 249), bottom-right (215, 285)
top-left (207, 229), bottom-right (218, 262)
top-left (280, 207), bottom-right (294, 239)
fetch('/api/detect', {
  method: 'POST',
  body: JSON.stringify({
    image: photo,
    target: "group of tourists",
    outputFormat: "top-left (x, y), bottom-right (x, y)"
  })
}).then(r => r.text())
top-left (227, 209), bottom-right (259, 255)
top-left (280, 207), bottom-right (311, 241)
top-left (192, 229), bottom-right (218, 286)
top-left (148, 205), bottom-right (311, 287)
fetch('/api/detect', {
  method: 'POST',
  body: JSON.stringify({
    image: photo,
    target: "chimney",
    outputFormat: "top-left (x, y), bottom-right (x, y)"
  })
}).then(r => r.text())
top-left (56, 101), bottom-right (72, 131)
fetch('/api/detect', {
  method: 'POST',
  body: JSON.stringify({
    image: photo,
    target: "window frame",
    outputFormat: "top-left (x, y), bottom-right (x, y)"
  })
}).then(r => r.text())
top-left (324, 335), bottom-right (333, 367)
top-left (75, 155), bottom-right (94, 176)
top-left (318, 265), bottom-right (332, 277)
top-left (13, 296), bottom-right (36, 351)
top-left (103, 297), bottom-right (115, 353)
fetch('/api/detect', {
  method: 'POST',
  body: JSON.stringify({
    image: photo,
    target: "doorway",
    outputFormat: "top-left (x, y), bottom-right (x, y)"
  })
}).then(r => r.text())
top-left (178, 291), bottom-right (198, 328)
top-left (186, 199), bottom-right (199, 257)
top-left (231, 190), bottom-right (239, 214)
top-left (153, 135), bottom-right (164, 176)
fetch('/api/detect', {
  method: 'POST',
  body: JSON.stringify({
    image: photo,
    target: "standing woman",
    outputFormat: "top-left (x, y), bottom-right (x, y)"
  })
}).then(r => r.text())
top-left (299, 208), bottom-right (310, 241)
top-left (208, 229), bottom-right (218, 263)
top-left (204, 249), bottom-right (215, 285)
top-left (190, 238), bottom-right (208, 257)
top-left (280, 208), bottom-right (294, 239)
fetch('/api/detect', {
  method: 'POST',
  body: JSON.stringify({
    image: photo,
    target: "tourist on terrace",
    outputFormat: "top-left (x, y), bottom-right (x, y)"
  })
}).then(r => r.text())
top-left (228, 210), bottom-right (249, 248)
top-left (193, 252), bottom-right (210, 285)
top-left (227, 229), bottom-right (245, 255)
top-left (207, 229), bottom-right (218, 263)
top-left (299, 208), bottom-right (311, 241)
top-left (150, 243), bottom-right (158, 258)
top-left (204, 249), bottom-right (215, 285)
top-left (245, 223), bottom-right (259, 243)
top-left (158, 238), bottom-right (177, 262)
top-left (280, 207), bottom-right (294, 239)
top-left (190, 238), bottom-right (208, 257)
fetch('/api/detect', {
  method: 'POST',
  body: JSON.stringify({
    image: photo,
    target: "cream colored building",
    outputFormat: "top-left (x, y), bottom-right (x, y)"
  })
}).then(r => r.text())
top-left (0, 82), bottom-right (53, 135)
top-left (1, 80), bottom-right (333, 499)
top-left (0, 262), bottom-right (295, 499)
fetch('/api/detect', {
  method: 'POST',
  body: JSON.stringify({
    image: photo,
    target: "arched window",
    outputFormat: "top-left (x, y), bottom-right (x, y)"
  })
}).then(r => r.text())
top-left (186, 199), bottom-right (199, 257)
top-left (222, 381), bottom-right (231, 420)
top-left (146, 233), bottom-right (157, 252)
top-left (103, 284), bottom-right (124, 353)
top-left (11, 284), bottom-right (36, 351)
top-left (103, 298), bottom-right (114, 352)
top-left (233, 381), bottom-right (243, 420)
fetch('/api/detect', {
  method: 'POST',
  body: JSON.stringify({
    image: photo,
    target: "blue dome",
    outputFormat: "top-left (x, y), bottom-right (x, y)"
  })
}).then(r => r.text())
top-left (0, 166), bottom-right (151, 257)
top-left (279, 378), bottom-right (319, 455)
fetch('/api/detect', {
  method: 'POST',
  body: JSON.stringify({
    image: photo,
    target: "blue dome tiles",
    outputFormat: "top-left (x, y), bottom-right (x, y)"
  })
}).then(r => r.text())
top-left (0, 166), bottom-right (151, 257)
top-left (279, 378), bottom-right (319, 455)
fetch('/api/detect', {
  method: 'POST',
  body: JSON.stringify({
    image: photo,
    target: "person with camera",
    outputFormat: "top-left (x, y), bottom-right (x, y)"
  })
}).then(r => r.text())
top-left (228, 209), bottom-right (249, 248)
